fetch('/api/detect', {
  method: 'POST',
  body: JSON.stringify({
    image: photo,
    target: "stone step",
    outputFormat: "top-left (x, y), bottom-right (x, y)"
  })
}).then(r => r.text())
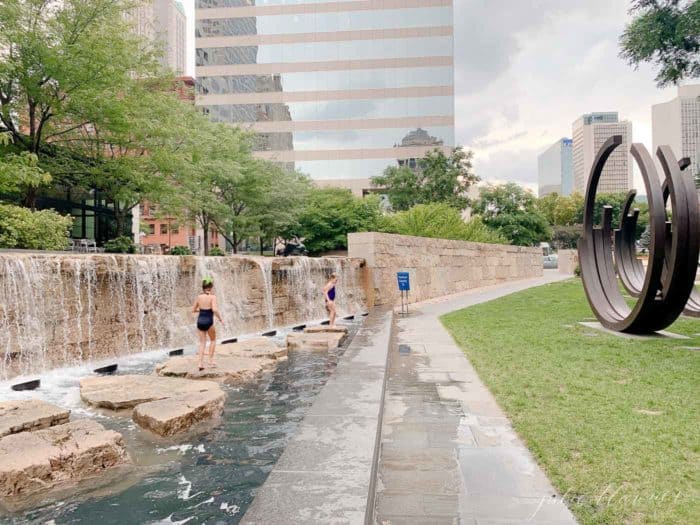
top-left (0, 400), bottom-right (70, 438)
top-left (0, 419), bottom-right (129, 499)
top-left (133, 389), bottom-right (226, 437)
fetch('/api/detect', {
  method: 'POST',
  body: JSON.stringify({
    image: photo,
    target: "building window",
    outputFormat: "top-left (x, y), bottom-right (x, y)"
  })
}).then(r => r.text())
top-left (171, 224), bottom-right (179, 234)
top-left (160, 224), bottom-right (168, 234)
top-left (148, 223), bottom-right (155, 235)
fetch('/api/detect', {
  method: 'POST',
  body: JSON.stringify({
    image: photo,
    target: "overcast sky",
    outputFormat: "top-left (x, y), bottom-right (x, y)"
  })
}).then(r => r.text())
top-left (182, 0), bottom-right (682, 191)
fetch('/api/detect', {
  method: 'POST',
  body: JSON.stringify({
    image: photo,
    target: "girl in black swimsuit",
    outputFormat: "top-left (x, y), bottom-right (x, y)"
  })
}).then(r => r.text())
top-left (192, 277), bottom-right (224, 370)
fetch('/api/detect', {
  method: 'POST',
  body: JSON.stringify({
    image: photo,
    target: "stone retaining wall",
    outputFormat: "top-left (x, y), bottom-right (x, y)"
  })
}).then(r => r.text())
top-left (558, 249), bottom-right (579, 275)
top-left (348, 232), bottom-right (542, 306)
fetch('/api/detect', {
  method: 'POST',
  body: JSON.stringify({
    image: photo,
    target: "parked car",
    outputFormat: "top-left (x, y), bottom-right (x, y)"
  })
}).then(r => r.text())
top-left (540, 242), bottom-right (558, 269)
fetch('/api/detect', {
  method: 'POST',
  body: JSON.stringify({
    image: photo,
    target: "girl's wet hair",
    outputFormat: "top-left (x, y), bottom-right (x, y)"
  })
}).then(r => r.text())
top-left (202, 276), bottom-right (214, 290)
top-left (330, 272), bottom-right (337, 279)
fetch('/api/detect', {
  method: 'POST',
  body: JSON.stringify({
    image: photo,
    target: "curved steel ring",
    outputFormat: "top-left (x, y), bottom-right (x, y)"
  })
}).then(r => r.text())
top-left (578, 136), bottom-right (699, 333)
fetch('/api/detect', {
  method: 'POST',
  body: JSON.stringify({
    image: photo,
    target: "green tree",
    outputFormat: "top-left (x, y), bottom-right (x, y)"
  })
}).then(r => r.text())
top-left (475, 183), bottom-right (552, 246)
top-left (0, 0), bottom-right (162, 206)
top-left (620, 0), bottom-right (700, 87)
top-left (298, 188), bottom-right (383, 255)
top-left (380, 203), bottom-right (507, 244)
top-left (371, 147), bottom-right (478, 211)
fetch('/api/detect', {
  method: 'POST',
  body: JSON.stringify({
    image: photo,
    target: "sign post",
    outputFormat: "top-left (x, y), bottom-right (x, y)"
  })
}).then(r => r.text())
top-left (397, 272), bottom-right (410, 315)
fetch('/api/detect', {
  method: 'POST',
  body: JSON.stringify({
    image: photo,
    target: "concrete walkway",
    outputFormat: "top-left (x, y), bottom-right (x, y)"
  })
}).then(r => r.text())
top-left (373, 270), bottom-right (578, 524)
top-left (242, 308), bottom-right (392, 524)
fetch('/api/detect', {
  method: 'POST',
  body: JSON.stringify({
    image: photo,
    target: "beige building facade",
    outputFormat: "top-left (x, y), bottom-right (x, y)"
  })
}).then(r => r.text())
top-left (195, 0), bottom-right (455, 187)
top-left (126, 0), bottom-right (187, 75)
top-left (652, 84), bottom-right (700, 183)
top-left (572, 112), bottom-right (633, 194)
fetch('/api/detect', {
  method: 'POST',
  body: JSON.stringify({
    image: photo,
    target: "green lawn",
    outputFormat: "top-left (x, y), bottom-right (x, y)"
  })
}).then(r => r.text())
top-left (441, 279), bottom-right (699, 525)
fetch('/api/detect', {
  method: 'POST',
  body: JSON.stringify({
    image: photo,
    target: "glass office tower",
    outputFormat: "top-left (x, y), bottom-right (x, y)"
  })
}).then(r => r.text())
top-left (195, 0), bottom-right (455, 192)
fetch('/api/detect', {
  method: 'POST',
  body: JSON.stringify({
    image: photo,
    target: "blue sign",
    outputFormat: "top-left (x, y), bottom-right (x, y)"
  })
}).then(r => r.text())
top-left (397, 272), bottom-right (410, 291)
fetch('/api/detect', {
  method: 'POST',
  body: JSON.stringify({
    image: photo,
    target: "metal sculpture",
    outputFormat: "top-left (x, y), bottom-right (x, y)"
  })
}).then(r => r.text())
top-left (578, 136), bottom-right (699, 333)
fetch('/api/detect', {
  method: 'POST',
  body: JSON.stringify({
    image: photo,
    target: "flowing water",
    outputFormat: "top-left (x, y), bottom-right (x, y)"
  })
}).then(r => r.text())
top-left (0, 319), bottom-right (363, 524)
top-left (0, 253), bottom-right (367, 380)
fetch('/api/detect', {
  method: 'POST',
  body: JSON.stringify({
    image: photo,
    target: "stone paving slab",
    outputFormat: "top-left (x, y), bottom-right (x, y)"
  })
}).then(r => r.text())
top-left (241, 308), bottom-right (392, 525)
top-left (373, 271), bottom-right (578, 525)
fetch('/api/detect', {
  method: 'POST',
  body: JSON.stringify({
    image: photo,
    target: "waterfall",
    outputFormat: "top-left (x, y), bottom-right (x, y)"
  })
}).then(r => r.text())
top-left (0, 253), bottom-right (368, 380)
top-left (253, 258), bottom-right (275, 329)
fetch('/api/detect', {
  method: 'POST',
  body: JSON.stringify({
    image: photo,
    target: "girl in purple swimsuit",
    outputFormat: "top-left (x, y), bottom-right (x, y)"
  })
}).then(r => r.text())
top-left (323, 273), bottom-right (338, 327)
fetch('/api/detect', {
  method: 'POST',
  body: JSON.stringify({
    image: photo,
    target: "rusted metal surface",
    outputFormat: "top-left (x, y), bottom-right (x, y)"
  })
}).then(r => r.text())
top-left (578, 136), bottom-right (699, 333)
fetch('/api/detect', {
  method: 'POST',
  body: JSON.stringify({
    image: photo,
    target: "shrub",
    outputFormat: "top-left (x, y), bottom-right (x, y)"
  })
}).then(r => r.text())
top-left (104, 236), bottom-right (136, 254)
top-left (574, 264), bottom-right (581, 277)
top-left (0, 203), bottom-right (72, 250)
top-left (381, 203), bottom-right (508, 244)
top-left (169, 245), bottom-right (192, 255)
top-left (208, 246), bottom-right (225, 256)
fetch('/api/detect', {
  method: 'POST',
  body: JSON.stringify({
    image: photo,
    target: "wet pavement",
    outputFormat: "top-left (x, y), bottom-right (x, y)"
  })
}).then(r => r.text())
top-left (374, 271), bottom-right (578, 524)
top-left (241, 308), bottom-right (393, 525)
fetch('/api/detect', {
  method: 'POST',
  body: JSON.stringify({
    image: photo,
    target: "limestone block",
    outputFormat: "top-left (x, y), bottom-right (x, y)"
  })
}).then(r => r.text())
top-left (286, 332), bottom-right (346, 351)
top-left (155, 355), bottom-right (272, 383)
top-left (0, 400), bottom-right (70, 438)
top-left (219, 337), bottom-right (287, 360)
top-left (79, 374), bottom-right (221, 410)
top-left (0, 419), bottom-right (129, 499)
top-left (132, 388), bottom-right (225, 437)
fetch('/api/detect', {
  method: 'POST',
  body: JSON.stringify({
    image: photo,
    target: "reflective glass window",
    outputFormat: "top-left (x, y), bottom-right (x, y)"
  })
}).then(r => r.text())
top-left (197, 67), bottom-right (453, 94)
top-left (201, 96), bottom-right (454, 122)
top-left (251, 126), bottom-right (454, 151)
top-left (196, 8), bottom-right (452, 37)
top-left (292, 158), bottom-right (416, 180)
top-left (196, 37), bottom-right (452, 65)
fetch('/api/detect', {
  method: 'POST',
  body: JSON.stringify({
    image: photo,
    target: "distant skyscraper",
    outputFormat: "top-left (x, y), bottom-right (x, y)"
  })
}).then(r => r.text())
top-left (538, 138), bottom-right (573, 197)
top-left (154, 0), bottom-right (187, 75)
top-left (194, 0), bottom-right (454, 192)
top-left (572, 112), bottom-right (632, 194)
top-left (652, 84), bottom-right (700, 184)
top-left (127, 1), bottom-right (187, 75)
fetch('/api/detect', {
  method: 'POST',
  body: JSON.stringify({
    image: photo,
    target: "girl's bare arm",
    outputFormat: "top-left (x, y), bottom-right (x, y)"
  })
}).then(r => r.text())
top-left (192, 296), bottom-right (200, 313)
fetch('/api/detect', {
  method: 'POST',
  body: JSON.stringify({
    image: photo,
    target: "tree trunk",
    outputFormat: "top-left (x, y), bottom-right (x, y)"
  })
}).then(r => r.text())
top-left (232, 232), bottom-right (238, 254)
top-left (259, 236), bottom-right (264, 256)
top-left (202, 220), bottom-right (210, 256)
top-left (115, 206), bottom-right (127, 238)
top-left (22, 186), bottom-right (39, 210)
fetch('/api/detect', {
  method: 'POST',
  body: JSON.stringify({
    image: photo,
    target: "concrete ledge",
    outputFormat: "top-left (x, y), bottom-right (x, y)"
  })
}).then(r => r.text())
top-left (241, 308), bottom-right (392, 525)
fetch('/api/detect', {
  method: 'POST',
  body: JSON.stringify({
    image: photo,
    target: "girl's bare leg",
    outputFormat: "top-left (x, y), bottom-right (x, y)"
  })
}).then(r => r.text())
top-left (197, 330), bottom-right (207, 369)
top-left (207, 326), bottom-right (217, 366)
top-left (329, 302), bottom-right (337, 327)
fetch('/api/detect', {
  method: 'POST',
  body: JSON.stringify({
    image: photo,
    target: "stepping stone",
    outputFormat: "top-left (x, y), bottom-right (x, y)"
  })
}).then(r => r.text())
top-left (80, 375), bottom-right (226, 437)
top-left (133, 389), bottom-right (225, 437)
top-left (0, 419), bottom-right (129, 499)
top-left (0, 400), bottom-right (70, 438)
top-left (286, 331), bottom-right (346, 351)
top-left (156, 355), bottom-right (271, 384)
top-left (80, 375), bottom-right (221, 410)
top-left (219, 337), bottom-right (287, 360)
top-left (304, 325), bottom-right (348, 335)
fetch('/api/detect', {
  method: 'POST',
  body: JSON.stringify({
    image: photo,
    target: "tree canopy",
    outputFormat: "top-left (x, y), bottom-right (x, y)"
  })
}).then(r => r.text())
top-left (620, 0), bottom-right (700, 86)
top-left (371, 147), bottom-right (479, 211)
top-left (475, 183), bottom-right (552, 246)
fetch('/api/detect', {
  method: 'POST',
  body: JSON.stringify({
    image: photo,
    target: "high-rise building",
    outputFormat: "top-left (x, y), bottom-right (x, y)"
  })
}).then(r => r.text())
top-left (194, 0), bottom-right (455, 192)
top-left (652, 84), bottom-right (700, 184)
top-left (538, 138), bottom-right (573, 197)
top-left (127, 1), bottom-right (187, 75)
top-left (572, 112), bottom-right (632, 194)
top-left (154, 0), bottom-right (187, 75)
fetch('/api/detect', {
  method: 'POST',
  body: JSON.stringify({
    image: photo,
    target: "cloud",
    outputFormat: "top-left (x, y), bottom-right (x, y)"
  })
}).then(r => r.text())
top-left (454, 0), bottom-right (679, 190)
